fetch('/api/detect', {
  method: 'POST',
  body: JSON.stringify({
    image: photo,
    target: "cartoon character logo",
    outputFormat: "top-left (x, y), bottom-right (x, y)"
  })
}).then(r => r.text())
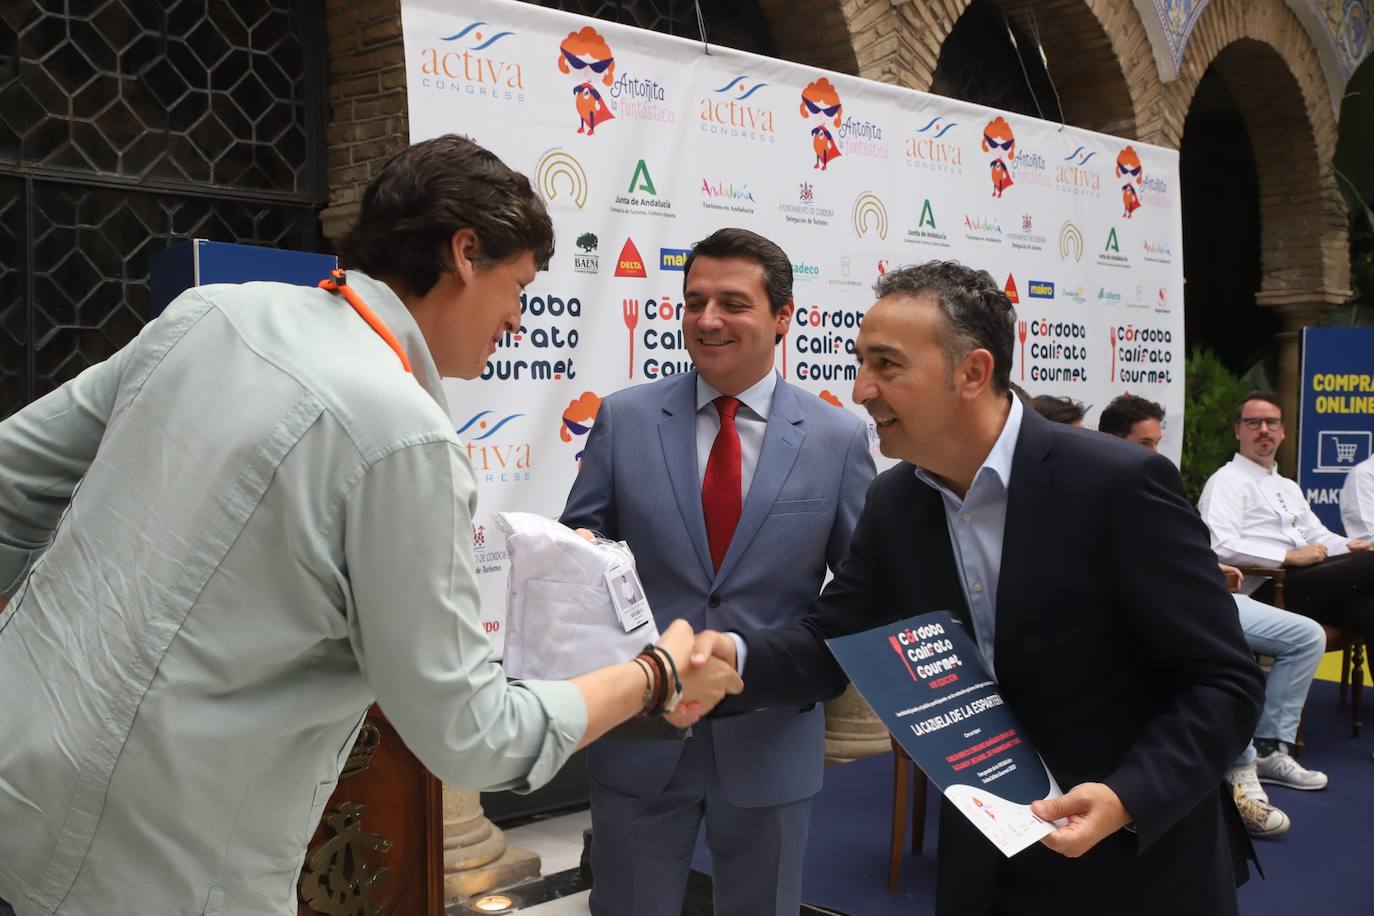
top-left (1116, 146), bottom-right (1143, 218)
top-left (819, 390), bottom-right (844, 409)
top-left (557, 27), bottom-right (616, 136)
top-left (560, 391), bottom-right (602, 463)
top-left (981, 117), bottom-right (1016, 197)
top-left (800, 78), bottom-right (843, 170)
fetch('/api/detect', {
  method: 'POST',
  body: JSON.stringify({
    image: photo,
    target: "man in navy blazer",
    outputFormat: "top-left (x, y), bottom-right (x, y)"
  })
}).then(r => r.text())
top-left (710, 261), bottom-right (1263, 915)
top-left (561, 228), bottom-right (875, 916)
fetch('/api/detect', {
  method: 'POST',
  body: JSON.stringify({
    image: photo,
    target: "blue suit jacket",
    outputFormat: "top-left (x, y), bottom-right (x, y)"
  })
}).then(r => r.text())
top-left (560, 370), bottom-right (874, 807)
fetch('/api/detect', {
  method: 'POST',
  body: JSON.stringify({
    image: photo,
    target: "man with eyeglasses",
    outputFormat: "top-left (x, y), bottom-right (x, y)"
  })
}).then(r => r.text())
top-left (1199, 390), bottom-right (1374, 747)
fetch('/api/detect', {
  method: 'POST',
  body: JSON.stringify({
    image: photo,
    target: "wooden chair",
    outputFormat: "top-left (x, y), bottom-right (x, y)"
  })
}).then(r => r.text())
top-left (888, 735), bottom-right (929, 893)
top-left (1232, 565), bottom-right (1366, 740)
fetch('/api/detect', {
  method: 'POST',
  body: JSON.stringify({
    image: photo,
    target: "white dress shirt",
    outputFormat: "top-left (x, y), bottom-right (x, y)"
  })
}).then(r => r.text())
top-left (1199, 453), bottom-right (1350, 592)
top-left (1341, 455), bottom-right (1374, 540)
top-left (914, 395), bottom-right (1023, 676)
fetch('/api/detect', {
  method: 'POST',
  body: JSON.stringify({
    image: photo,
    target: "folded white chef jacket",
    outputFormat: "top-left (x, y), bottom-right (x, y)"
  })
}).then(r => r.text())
top-left (495, 512), bottom-right (659, 680)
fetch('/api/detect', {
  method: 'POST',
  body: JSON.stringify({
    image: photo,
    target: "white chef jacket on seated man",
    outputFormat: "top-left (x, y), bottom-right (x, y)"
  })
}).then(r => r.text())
top-left (1199, 390), bottom-right (1374, 661)
top-left (1342, 454), bottom-right (1374, 540)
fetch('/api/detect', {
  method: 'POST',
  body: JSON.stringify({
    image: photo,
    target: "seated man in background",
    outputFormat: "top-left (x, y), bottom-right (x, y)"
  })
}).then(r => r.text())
top-left (1199, 391), bottom-right (1374, 647)
top-left (1341, 453), bottom-right (1374, 540)
top-left (1099, 394), bottom-right (1327, 837)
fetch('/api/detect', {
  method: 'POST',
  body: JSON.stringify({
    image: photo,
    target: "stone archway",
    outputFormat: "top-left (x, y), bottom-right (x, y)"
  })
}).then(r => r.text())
top-left (1167, 0), bottom-right (1350, 462)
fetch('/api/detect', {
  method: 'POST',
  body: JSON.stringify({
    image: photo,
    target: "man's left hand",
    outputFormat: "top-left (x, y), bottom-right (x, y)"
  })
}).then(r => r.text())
top-left (1030, 783), bottom-right (1132, 858)
top-left (1349, 539), bottom-right (1372, 552)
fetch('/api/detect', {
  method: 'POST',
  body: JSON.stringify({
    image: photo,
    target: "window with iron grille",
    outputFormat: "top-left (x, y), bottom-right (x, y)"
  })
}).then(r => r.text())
top-left (0, 0), bottom-right (328, 419)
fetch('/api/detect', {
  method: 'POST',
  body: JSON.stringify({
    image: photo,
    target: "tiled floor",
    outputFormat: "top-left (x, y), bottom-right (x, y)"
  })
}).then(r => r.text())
top-left (503, 809), bottom-right (592, 914)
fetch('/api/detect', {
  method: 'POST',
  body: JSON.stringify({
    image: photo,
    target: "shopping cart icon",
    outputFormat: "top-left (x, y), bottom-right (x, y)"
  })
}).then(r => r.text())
top-left (1315, 431), bottom-right (1372, 472)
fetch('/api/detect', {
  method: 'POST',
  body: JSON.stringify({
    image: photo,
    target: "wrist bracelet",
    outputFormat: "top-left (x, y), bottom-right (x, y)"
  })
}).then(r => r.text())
top-left (647, 644), bottom-right (684, 714)
top-left (631, 656), bottom-right (655, 714)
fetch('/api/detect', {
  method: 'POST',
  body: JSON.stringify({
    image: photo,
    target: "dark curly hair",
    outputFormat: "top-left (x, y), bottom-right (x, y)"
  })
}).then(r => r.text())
top-left (682, 228), bottom-right (793, 315)
top-left (872, 261), bottom-right (1016, 394)
top-left (337, 134), bottom-right (554, 296)
top-left (1029, 394), bottom-right (1086, 426)
top-left (1099, 394), bottom-right (1165, 437)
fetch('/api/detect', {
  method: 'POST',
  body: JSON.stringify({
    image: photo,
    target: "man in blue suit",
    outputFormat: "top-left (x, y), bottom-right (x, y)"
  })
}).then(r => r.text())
top-left (561, 228), bottom-right (875, 916)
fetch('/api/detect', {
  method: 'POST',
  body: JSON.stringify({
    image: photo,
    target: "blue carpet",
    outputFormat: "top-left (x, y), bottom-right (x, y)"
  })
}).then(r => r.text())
top-left (691, 680), bottom-right (1373, 915)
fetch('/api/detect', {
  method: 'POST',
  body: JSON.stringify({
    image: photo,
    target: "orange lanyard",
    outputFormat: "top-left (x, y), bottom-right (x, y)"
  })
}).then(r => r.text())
top-left (318, 268), bottom-right (414, 374)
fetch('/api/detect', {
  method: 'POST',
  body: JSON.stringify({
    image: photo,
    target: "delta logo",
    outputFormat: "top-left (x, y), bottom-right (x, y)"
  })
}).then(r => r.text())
top-left (905, 115), bottom-right (963, 175)
top-left (1028, 280), bottom-right (1054, 299)
top-left (455, 409), bottom-right (532, 481)
top-left (417, 20), bottom-right (525, 102)
top-left (701, 75), bottom-right (776, 145)
top-left (559, 392), bottom-right (602, 464)
top-left (615, 238), bottom-right (647, 277)
top-left (1004, 275), bottom-right (1020, 304)
top-left (558, 26), bottom-right (616, 135)
top-left (1056, 145), bottom-right (1102, 198)
top-left (800, 77), bottom-right (844, 170)
top-left (1115, 146), bottom-right (1143, 217)
top-left (659, 248), bottom-right (691, 271)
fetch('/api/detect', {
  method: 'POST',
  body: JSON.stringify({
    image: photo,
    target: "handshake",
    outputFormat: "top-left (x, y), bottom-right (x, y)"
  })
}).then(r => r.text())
top-left (645, 619), bottom-right (743, 728)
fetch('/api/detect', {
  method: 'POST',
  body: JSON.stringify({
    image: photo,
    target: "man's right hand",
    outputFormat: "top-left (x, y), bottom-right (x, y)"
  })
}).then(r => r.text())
top-left (654, 623), bottom-right (742, 728)
top-left (1284, 543), bottom-right (1327, 567)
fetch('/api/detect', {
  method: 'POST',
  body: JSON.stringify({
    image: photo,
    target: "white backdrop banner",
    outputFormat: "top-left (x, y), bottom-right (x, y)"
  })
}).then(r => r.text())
top-left (401, 0), bottom-right (1185, 653)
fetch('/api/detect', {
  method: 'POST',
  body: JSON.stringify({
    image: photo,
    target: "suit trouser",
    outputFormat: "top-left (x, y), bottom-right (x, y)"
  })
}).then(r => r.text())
top-left (1258, 550), bottom-right (1374, 643)
top-left (0, 897), bottom-right (14, 916)
top-left (588, 724), bottom-right (812, 916)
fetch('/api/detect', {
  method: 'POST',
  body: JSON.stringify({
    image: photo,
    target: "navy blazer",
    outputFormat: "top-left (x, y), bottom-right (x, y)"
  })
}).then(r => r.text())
top-left (728, 406), bottom-right (1264, 915)
top-left (561, 370), bottom-right (874, 807)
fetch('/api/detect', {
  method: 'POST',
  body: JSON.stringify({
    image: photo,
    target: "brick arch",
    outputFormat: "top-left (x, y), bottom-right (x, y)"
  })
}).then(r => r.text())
top-left (1164, 0), bottom-right (1348, 302)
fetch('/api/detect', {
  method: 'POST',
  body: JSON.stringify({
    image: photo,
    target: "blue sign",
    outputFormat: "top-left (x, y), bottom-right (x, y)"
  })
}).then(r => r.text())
top-left (149, 240), bottom-right (337, 317)
top-left (1298, 327), bottom-right (1374, 533)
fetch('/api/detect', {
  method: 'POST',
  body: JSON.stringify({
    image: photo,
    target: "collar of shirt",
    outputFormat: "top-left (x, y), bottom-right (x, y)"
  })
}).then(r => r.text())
top-left (695, 370), bottom-right (777, 423)
top-left (340, 271), bottom-right (449, 414)
top-left (1229, 452), bottom-right (1280, 479)
top-left (913, 394), bottom-right (1023, 505)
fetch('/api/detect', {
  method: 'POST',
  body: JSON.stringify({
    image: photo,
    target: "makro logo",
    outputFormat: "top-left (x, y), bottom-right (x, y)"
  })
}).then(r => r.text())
top-left (558, 26), bottom-right (617, 135)
top-left (418, 21), bottom-right (524, 101)
top-left (456, 410), bottom-right (532, 481)
top-left (906, 115), bottom-right (963, 174)
top-left (615, 238), bottom-right (647, 277)
top-left (573, 231), bottom-right (599, 274)
top-left (800, 77), bottom-right (844, 170)
top-left (852, 192), bottom-right (888, 239)
top-left (1028, 280), bottom-right (1054, 299)
top-left (701, 75), bottom-right (776, 144)
top-left (660, 248), bottom-right (690, 271)
top-left (534, 149), bottom-right (588, 208)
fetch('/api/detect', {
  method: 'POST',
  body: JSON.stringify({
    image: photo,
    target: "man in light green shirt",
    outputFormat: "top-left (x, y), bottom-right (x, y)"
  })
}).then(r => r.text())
top-left (0, 135), bottom-right (740, 916)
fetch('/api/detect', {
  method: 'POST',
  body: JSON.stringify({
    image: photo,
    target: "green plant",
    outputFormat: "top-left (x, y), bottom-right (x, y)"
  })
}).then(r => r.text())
top-left (1180, 347), bottom-right (1251, 504)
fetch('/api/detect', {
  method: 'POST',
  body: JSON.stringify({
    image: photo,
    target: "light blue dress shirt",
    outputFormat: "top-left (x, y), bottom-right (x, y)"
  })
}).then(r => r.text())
top-left (913, 395), bottom-right (1023, 676)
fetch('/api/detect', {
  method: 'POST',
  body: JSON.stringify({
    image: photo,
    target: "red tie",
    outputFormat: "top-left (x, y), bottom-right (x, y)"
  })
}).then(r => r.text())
top-left (702, 396), bottom-right (742, 573)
